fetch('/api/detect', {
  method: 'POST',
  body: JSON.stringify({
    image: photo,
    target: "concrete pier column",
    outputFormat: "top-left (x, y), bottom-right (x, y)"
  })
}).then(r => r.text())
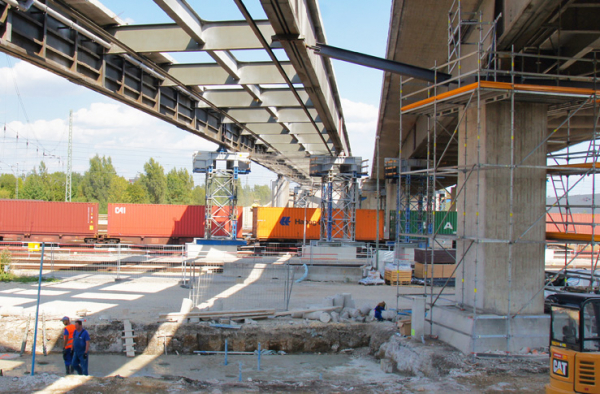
top-left (456, 101), bottom-right (547, 316)
top-left (271, 175), bottom-right (290, 207)
top-left (430, 101), bottom-right (549, 354)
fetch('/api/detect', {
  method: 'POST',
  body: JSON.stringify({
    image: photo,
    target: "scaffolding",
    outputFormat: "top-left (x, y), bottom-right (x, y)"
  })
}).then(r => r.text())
top-left (192, 149), bottom-right (251, 240)
top-left (392, 0), bottom-right (600, 354)
top-left (309, 156), bottom-right (363, 242)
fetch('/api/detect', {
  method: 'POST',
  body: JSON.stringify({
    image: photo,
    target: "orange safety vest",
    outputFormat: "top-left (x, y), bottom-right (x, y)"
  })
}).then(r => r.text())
top-left (64, 324), bottom-right (75, 349)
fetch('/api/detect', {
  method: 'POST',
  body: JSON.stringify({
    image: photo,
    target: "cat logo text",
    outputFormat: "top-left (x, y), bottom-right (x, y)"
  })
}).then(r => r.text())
top-left (553, 359), bottom-right (569, 378)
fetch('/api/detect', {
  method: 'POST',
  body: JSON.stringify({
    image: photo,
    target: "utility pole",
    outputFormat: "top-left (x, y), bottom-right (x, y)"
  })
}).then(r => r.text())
top-left (65, 110), bottom-right (73, 202)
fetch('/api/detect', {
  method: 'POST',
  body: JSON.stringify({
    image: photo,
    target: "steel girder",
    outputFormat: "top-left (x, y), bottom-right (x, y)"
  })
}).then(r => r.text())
top-left (0, 0), bottom-right (347, 184)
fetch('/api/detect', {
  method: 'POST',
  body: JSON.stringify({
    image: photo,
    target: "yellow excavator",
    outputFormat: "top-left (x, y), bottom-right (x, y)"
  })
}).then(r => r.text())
top-left (546, 293), bottom-right (600, 393)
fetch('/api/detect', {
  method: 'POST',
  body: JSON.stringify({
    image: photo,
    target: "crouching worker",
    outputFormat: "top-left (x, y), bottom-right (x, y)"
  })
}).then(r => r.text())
top-left (374, 301), bottom-right (386, 321)
top-left (71, 320), bottom-right (90, 376)
top-left (61, 316), bottom-right (75, 374)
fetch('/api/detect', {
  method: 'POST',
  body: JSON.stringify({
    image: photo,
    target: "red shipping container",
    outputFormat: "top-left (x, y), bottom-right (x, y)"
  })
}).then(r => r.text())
top-left (107, 203), bottom-right (205, 239)
top-left (208, 206), bottom-right (244, 238)
top-left (547, 213), bottom-right (600, 235)
top-left (107, 204), bottom-right (244, 241)
top-left (0, 200), bottom-right (98, 242)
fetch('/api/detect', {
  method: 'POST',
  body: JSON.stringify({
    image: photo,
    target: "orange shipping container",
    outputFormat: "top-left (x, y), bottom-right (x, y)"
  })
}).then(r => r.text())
top-left (253, 207), bottom-right (321, 240)
top-left (252, 207), bottom-right (384, 241)
top-left (355, 209), bottom-right (384, 241)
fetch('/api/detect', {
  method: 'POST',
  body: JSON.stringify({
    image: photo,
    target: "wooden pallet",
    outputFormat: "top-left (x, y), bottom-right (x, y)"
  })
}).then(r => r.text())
top-left (384, 270), bottom-right (411, 284)
top-left (385, 279), bottom-right (412, 286)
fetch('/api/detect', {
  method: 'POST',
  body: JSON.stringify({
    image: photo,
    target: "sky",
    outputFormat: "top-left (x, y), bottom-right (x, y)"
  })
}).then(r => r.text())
top-left (0, 0), bottom-right (391, 188)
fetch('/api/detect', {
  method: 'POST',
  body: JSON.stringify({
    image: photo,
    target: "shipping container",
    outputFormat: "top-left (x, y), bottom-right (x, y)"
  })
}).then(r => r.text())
top-left (355, 209), bottom-right (385, 241)
top-left (0, 200), bottom-right (98, 242)
top-left (546, 213), bottom-right (599, 235)
top-left (253, 207), bottom-right (321, 240)
top-left (108, 203), bottom-right (205, 243)
top-left (252, 207), bottom-right (384, 241)
top-left (390, 210), bottom-right (457, 239)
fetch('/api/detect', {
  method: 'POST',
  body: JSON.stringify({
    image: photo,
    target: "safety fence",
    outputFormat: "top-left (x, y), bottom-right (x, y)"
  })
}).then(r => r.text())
top-left (187, 260), bottom-right (302, 311)
top-left (0, 242), bottom-right (186, 281)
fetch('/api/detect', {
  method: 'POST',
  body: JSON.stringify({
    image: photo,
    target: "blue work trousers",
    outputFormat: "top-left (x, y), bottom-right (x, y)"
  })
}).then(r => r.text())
top-left (72, 352), bottom-right (89, 376)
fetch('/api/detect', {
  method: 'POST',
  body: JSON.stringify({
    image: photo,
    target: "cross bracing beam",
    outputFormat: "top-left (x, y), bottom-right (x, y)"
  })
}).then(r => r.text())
top-left (108, 20), bottom-right (280, 53)
top-left (161, 62), bottom-right (300, 86)
top-left (223, 108), bottom-right (320, 124)
top-left (197, 88), bottom-right (312, 108)
top-left (0, 0), bottom-right (346, 185)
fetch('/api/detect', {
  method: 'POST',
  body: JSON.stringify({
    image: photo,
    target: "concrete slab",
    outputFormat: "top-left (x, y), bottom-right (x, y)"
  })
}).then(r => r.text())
top-left (427, 304), bottom-right (550, 354)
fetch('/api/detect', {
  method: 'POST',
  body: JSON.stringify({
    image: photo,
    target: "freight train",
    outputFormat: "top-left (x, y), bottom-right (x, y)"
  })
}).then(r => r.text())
top-left (0, 200), bottom-right (385, 245)
top-left (0, 200), bottom-right (579, 245)
top-left (0, 201), bottom-right (241, 244)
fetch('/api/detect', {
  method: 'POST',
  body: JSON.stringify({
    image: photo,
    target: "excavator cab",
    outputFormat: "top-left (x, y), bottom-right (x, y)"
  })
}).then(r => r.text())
top-left (547, 293), bottom-right (600, 394)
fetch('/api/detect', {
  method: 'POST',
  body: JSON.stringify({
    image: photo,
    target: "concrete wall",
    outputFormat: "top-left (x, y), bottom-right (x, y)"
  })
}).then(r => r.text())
top-left (456, 101), bottom-right (546, 316)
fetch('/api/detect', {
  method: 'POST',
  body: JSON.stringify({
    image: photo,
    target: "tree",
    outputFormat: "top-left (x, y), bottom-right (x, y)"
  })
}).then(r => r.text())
top-left (140, 158), bottom-right (167, 204)
top-left (166, 168), bottom-right (194, 204)
top-left (80, 155), bottom-right (117, 212)
top-left (0, 173), bottom-right (17, 198)
top-left (46, 171), bottom-right (66, 202)
top-left (253, 184), bottom-right (271, 205)
top-left (21, 169), bottom-right (48, 200)
top-left (191, 185), bottom-right (206, 205)
top-left (125, 180), bottom-right (150, 204)
top-left (108, 176), bottom-right (129, 203)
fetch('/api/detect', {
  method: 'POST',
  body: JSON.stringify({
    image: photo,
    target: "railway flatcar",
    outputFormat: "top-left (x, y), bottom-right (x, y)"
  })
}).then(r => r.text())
top-left (252, 207), bottom-right (385, 241)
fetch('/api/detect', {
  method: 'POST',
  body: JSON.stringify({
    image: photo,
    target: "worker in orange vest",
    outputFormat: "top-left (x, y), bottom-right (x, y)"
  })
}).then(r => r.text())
top-left (61, 316), bottom-right (75, 374)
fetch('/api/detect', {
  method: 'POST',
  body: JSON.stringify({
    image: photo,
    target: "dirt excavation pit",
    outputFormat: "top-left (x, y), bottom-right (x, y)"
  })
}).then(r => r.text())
top-left (0, 321), bottom-right (550, 393)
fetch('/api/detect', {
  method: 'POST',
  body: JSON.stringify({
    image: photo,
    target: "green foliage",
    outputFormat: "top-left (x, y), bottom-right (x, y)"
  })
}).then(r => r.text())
top-left (125, 180), bottom-right (150, 204)
top-left (166, 168), bottom-right (194, 204)
top-left (108, 176), bottom-right (130, 203)
top-left (140, 158), bottom-right (167, 204)
top-left (21, 168), bottom-right (49, 201)
top-left (1, 156), bottom-right (272, 208)
top-left (0, 173), bottom-right (17, 198)
top-left (80, 155), bottom-right (117, 213)
top-left (191, 185), bottom-right (206, 205)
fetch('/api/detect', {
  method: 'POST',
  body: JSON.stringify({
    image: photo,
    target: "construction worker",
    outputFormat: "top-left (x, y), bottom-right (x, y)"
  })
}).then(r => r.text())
top-left (61, 316), bottom-right (75, 374)
top-left (71, 320), bottom-right (90, 376)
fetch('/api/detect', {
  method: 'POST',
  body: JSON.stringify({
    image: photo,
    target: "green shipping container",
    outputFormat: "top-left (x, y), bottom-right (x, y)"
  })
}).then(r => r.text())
top-left (389, 210), bottom-right (457, 239)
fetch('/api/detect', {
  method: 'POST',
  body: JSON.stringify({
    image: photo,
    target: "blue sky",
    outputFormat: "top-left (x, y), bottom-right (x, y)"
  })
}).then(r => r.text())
top-left (0, 0), bottom-right (391, 187)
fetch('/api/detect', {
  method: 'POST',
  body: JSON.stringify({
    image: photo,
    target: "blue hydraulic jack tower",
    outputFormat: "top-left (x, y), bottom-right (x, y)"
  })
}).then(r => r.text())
top-left (309, 156), bottom-right (365, 242)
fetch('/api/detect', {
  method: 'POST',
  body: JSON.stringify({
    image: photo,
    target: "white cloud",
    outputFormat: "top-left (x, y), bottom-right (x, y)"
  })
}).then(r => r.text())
top-left (2, 101), bottom-right (217, 178)
top-left (0, 60), bottom-right (85, 97)
top-left (341, 98), bottom-right (378, 169)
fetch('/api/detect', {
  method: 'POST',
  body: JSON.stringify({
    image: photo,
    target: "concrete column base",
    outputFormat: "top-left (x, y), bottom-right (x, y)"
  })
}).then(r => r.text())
top-left (427, 305), bottom-right (550, 354)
